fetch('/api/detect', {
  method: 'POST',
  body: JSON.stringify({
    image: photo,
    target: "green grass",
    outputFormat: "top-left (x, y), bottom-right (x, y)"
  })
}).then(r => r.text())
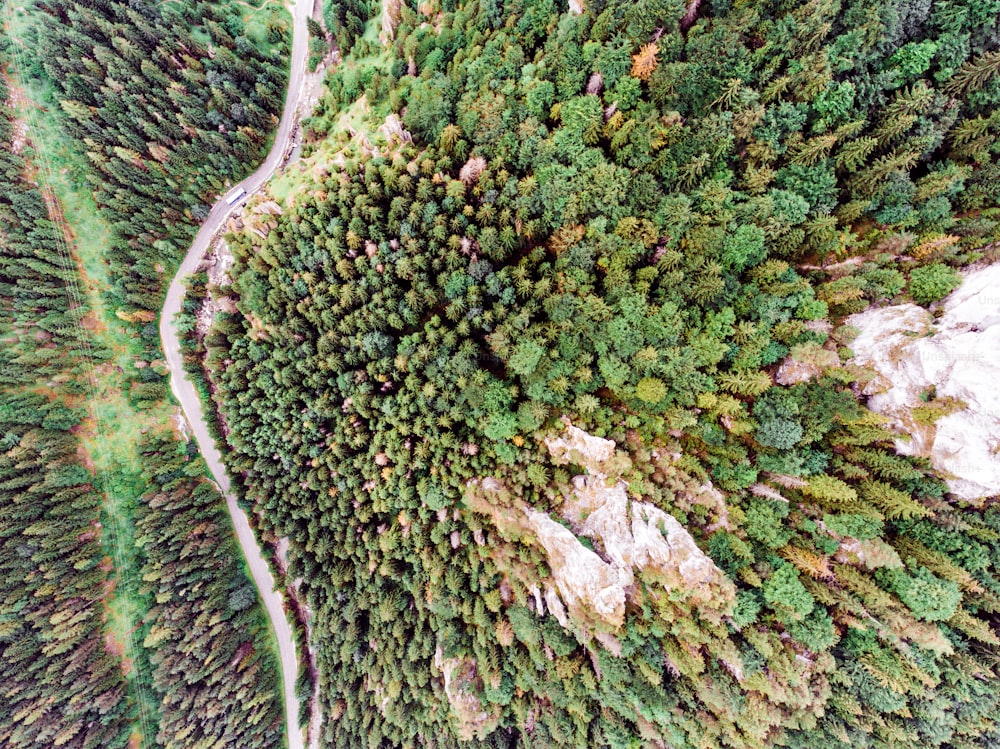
top-left (360, 12), bottom-right (382, 46)
top-left (243, 0), bottom-right (291, 55)
top-left (158, 0), bottom-right (290, 54)
top-left (279, 44), bottom-right (393, 204)
top-left (8, 8), bottom-right (175, 741)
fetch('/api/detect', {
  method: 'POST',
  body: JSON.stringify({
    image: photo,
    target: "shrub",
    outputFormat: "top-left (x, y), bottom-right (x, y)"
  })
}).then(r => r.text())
top-left (762, 564), bottom-right (815, 621)
top-left (908, 263), bottom-right (962, 304)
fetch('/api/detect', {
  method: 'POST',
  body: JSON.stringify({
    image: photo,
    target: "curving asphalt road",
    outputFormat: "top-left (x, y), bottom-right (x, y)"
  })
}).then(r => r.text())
top-left (158, 1), bottom-right (314, 748)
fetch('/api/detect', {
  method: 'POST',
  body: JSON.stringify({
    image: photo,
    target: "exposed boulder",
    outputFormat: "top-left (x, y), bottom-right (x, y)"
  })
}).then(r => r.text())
top-left (848, 264), bottom-right (1000, 500)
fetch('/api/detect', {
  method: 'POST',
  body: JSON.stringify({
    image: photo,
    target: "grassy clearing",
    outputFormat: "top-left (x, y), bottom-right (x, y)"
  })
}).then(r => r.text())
top-left (276, 81), bottom-right (390, 203)
top-left (158, 0), bottom-right (290, 55)
top-left (243, 0), bottom-right (292, 54)
top-left (360, 12), bottom-right (382, 46)
top-left (9, 7), bottom-right (168, 739)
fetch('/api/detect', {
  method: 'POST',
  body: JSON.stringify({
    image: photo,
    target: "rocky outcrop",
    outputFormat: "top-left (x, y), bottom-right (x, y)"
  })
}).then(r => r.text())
top-left (378, 113), bottom-right (413, 147)
top-left (544, 423), bottom-right (617, 474)
top-left (380, 0), bottom-right (403, 43)
top-left (775, 343), bottom-right (840, 386)
top-left (848, 264), bottom-right (1000, 500)
top-left (524, 508), bottom-right (626, 627)
top-left (240, 198), bottom-right (283, 241)
top-left (205, 238), bottom-right (234, 287)
top-left (468, 423), bottom-right (734, 632)
top-left (432, 648), bottom-right (499, 740)
top-left (546, 424), bottom-right (734, 616)
top-left (254, 199), bottom-right (283, 216)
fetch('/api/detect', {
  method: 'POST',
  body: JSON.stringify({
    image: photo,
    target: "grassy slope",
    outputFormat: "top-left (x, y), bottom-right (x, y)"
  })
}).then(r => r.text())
top-left (272, 16), bottom-right (391, 203)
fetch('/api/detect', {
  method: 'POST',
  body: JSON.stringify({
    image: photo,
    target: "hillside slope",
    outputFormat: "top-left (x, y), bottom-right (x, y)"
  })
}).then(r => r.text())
top-left (201, 0), bottom-right (1000, 746)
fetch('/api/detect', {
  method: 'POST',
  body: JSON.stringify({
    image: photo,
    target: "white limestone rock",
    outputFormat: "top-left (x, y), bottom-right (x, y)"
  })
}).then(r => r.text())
top-left (378, 113), bottom-right (413, 146)
top-left (631, 501), bottom-right (724, 593)
top-left (848, 263), bottom-right (1000, 500)
top-left (253, 200), bottom-right (283, 216)
top-left (523, 508), bottom-right (626, 628)
top-left (549, 428), bottom-right (734, 612)
top-left (467, 424), bottom-right (734, 633)
top-left (544, 422), bottom-right (616, 476)
top-left (544, 585), bottom-right (569, 628)
top-left (379, 0), bottom-right (403, 43)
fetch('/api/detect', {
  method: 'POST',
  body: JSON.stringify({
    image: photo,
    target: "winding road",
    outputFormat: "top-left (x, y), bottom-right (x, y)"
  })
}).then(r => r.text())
top-left (158, 1), bottom-right (315, 747)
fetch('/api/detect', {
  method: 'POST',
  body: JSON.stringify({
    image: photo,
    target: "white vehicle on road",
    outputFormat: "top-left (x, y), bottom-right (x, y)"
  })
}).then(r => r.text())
top-left (224, 187), bottom-right (247, 206)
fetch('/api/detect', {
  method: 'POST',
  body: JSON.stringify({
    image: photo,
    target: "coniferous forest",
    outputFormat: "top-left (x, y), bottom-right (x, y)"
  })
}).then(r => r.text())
top-left (198, 0), bottom-right (1000, 747)
top-left (5, 0), bottom-right (1000, 747)
top-left (0, 65), bottom-right (134, 749)
top-left (28, 0), bottom-right (290, 330)
top-left (1, 1), bottom-right (288, 745)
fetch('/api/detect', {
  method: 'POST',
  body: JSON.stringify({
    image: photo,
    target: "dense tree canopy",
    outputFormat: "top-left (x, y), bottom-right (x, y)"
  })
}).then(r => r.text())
top-left (25, 0), bottom-right (289, 347)
top-left (200, 0), bottom-right (1000, 746)
top-left (0, 67), bottom-right (134, 749)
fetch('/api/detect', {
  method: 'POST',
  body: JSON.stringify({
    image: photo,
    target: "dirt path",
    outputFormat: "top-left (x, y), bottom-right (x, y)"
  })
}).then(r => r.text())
top-left (158, 1), bottom-right (319, 747)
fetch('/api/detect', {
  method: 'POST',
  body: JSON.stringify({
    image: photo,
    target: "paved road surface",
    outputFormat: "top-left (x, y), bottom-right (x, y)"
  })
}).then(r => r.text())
top-left (158, 1), bottom-right (314, 747)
